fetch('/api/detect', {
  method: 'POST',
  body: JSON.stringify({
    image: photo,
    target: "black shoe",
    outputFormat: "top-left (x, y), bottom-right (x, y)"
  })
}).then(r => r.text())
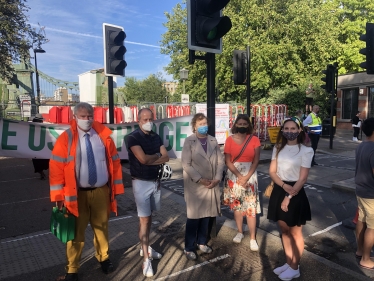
top-left (58, 273), bottom-right (78, 281)
top-left (100, 259), bottom-right (114, 274)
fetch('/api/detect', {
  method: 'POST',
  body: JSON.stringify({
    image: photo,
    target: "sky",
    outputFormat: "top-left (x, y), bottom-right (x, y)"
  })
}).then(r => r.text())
top-left (26, 0), bottom-right (182, 86)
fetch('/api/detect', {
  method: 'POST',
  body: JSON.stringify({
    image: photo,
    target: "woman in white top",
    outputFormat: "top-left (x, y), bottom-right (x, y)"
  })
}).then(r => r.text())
top-left (267, 117), bottom-right (314, 281)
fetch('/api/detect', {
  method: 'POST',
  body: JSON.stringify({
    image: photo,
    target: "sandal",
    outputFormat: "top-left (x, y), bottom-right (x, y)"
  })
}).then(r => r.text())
top-left (184, 250), bottom-right (197, 260)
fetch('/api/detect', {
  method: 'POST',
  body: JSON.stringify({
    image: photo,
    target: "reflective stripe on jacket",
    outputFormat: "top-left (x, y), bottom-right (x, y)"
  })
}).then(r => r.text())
top-left (308, 113), bottom-right (322, 134)
top-left (49, 119), bottom-right (124, 217)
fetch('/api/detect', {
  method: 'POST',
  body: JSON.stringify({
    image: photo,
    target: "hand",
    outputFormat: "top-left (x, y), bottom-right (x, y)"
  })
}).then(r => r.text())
top-left (199, 178), bottom-right (211, 186)
top-left (237, 176), bottom-right (248, 187)
top-left (56, 201), bottom-right (64, 210)
top-left (206, 179), bottom-right (220, 189)
top-left (281, 197), bottom-right (290, 212)
top-left (283, 184), bottom-right (298, 196)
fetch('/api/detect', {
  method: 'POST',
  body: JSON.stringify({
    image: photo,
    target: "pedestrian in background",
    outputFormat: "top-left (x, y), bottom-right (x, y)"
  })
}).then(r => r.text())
top-left (31, 113), bottom-right (49, 180)
top-left (267, 117), bottom-right (313, 281)
top-left (294, 110), bottom-right (311, 147)
top-left (222, 114), bottom-right (261, 251)
top-left (352, 111), bottom-right (362, 142)
top-left (305, 83), bottom-right (315, 114)
top-left (50, 102), bottom-right (124, 281)
top-left (127, 108), bottom-right (169, 277)
top-left (303, 105), bottom-right (322, 166)
top-left (354, 118), bottom-right (374, 270)
top-left (181, 113), bottom-right (225, 261)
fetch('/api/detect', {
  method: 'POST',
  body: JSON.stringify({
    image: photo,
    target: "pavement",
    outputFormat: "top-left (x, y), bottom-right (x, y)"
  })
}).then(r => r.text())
top-left (0, 128), bottom-right (370, 281)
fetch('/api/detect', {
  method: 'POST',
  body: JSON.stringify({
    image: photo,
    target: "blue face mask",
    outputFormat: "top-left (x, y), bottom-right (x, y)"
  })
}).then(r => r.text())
top-left (197, 125), bottom-right (208, 135)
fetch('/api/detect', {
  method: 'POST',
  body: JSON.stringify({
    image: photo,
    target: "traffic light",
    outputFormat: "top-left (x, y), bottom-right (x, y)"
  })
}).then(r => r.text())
top-left (359, 22), bottom-right (374, 74)
top-left (233, 50), bottom-right (247, 85)
top-left (187, 0), bottom-right (232, 54)
top-left (103, 23), bottom-right (127, 76)
top-left (321, 64), bottom-right (335, 93)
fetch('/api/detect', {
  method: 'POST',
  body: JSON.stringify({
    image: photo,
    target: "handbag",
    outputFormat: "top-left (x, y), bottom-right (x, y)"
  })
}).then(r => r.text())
top-left (222, 134), bottom-right (254, 182)
top-left (264, 181), bottom-right (274, 198)
top-left (50, 206), bottom-right (76, 243)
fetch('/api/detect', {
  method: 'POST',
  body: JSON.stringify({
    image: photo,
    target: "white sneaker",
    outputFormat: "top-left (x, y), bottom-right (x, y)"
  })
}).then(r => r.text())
top-left (249, 239), bottom-right (259, 251)
top-left (140, 246), bottom-right (163, 259)
top-left (233, 232), bottom-right (244, 243)
top-left (273, 263), bottom-right (289, 275)
top-left (278, 267), bottom-right (300, 281)
top-left (142, 258), bottom-right (154, 277)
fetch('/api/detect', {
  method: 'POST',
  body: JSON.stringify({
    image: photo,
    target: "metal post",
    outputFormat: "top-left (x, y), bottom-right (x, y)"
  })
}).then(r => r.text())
top-left (34, 51), bottom-right (41, 108)
top-left (246, 46), bottom-right (251, 116)
top-left (108, 76), bottom-right (114, 124)
top-left (183, 79), bottom-right (186, 95)
top-left (206, 52), bottom-right (216, 238)
top-left (329, 63), bottom-right (338, 149)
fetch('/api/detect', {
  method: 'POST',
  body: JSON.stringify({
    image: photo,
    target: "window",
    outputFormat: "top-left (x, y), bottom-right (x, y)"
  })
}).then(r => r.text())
top-left (342, 88), bottom-right (358, 119)
top-left (368, 87), bottom-right (374, 118)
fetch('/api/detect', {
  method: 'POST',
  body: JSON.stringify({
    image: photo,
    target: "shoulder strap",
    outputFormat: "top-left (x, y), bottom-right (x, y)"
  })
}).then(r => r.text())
top-left (232, 134), bottom-right (253, 163)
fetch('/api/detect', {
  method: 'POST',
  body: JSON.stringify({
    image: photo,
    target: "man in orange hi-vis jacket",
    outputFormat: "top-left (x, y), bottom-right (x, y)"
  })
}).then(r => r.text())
top-left (50, 102), bottom-right (124, 281)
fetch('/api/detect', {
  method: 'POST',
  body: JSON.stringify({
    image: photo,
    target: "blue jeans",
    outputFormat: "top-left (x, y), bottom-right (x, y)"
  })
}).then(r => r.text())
top-left (184, 217), bottom-right (210, 252)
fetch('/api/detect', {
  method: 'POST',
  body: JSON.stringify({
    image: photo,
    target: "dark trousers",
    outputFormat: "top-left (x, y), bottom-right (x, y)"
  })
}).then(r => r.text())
top-left (354, 127), bottom-right (360, 138)
top-left (309, 133), bottom-right (320, 164)
top-left (185, 217), bottom-right (210, 251)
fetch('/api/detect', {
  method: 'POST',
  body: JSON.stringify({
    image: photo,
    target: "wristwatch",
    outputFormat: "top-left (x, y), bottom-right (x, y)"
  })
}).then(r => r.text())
top-left (155, 152), bottom-right (162, 158)
top-left (285, 193), bottom-right (292, 199)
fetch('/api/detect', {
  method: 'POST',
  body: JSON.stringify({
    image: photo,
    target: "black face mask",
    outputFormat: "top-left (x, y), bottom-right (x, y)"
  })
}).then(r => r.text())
top-left (237, 127), bottom-right (247, 134)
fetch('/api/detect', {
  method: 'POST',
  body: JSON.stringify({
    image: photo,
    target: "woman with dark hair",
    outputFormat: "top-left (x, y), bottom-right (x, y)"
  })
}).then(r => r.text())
top-left (181, 113), bottom-right (225, 260)
top-left (31, 114), bottom-right (49, 180)
top-left (267, 117), bottom-right (313, 281)
top-left (222, 114), bottom-right (261, 251)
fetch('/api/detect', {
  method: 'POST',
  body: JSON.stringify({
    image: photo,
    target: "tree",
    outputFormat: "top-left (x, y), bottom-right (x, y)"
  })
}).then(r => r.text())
top-left (118, 72), bottom-right (169, 105)
top-left (0, 0), bottom-right (47, 82)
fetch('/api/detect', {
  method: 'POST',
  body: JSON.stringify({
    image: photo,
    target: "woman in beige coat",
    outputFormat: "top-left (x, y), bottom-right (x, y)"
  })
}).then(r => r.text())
top-left (181, 113), bottom-right (225, 260)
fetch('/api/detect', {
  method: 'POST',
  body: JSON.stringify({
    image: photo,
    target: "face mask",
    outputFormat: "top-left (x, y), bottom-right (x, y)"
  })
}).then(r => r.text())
top-left (282, 131), bottom-right (299, 141)
top-left (197, 125), bottom-right (208, 135)
top-left (236, 126), bottom-right (248, 134)
top-left (76, 118), bottom-right (93, 131)
top-left (142, 122), bottom-right (153, 132)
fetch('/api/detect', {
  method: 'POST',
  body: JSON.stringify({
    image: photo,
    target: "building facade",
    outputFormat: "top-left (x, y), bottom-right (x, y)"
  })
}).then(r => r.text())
top-left (337, 72), bottom-right (374, 129)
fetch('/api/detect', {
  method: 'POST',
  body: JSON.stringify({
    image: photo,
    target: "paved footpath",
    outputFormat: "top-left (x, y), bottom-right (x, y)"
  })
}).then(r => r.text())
top-left (1, 129), bottom-right (371, 281)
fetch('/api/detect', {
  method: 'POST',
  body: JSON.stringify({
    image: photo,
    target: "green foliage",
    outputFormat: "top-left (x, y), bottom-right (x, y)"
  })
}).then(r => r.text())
top-left (118, 72), bottom-right (169, 105)
top-left (0, 1), bottom-right (48, 82)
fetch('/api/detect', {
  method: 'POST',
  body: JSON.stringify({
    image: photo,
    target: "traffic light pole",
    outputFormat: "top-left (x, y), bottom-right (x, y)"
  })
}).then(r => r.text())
top-left (206, 53), bottom-right (216, 137)
top-left (329, 63), bottom-right (338, 149)
top-left (108, 76), bottom-right (115, 124)
top-left (246, 46), bottom-right (251, 118)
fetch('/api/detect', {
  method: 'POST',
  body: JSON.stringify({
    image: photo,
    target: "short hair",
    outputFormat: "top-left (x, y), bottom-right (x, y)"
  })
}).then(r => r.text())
top-left (313, 105), bottom-right (320, 110)
top-left (191, 113), bottom-right (208, 133)
top-left (74, 102), bottom-right (93, 115)
top-left (231, 114), bottom-right (253, 135)
top-left (295, 109), bottom-right (303, 116)
top-left (362, 118), bottom-right (374, 137)
top-left (138, 108), bottom-right (154, 121)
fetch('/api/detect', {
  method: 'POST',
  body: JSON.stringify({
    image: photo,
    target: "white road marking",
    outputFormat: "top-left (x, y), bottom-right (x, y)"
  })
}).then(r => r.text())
top-left (1, 215), bottom-right (132, 244)
top-left (154, 254), bottom-right (230, 281)
top-left (309, 222), bottom-right (342, 237)
top-left (0, 197), bottom-right (50, 206)
top-left (0, 177), bottom-right (39, 183)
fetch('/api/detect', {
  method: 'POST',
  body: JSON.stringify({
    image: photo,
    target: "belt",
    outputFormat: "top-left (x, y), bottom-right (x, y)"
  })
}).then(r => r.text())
top-left (79, 184), bottom-right (107, 191)
top-left (131, 177), bottom-right (158, 182)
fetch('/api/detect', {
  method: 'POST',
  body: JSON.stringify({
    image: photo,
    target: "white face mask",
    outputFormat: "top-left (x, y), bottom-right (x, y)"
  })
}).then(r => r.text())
top-left (142, 122), bottom-right (153, 132)
top-left (76, 118), bottom-right (93, 131)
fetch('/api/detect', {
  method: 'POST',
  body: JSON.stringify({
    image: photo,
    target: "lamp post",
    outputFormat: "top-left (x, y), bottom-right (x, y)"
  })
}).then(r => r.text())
top-left (179, 68), bottom-right (189, 95)
top-left (34, 47), bottom-right (45, 107)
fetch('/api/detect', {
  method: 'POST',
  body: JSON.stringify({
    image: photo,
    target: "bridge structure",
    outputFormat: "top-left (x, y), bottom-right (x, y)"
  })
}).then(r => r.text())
top-left (0, 61), bottom-right (79, 120)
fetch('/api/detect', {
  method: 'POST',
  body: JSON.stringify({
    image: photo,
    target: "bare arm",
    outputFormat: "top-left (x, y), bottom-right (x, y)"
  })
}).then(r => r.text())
top-left (149, 145), bottom-right (169, 165)
top-left (243, 146), bottom-right (260, 181)
top-left (269, 159), bottom-right (296, 195)
top-left (225, 153), bottom-right (242, 178)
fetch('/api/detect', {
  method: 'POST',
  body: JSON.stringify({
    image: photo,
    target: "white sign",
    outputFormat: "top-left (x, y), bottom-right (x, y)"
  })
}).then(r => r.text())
top-left (21, 100), bottom-right (31, 117)
top-left (181, 94), bottom-right (189, 103)
top-left (195, 103), bottom-right (230, 144)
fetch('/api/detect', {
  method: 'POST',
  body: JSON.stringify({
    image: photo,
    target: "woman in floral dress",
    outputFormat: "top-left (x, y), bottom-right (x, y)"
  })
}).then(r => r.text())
top-left (223, 114), bottom-right (261, 251)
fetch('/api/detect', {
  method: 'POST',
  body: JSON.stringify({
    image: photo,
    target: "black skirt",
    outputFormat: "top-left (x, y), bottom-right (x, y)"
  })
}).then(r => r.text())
top-left (267, 181), bottom-right (311, 227)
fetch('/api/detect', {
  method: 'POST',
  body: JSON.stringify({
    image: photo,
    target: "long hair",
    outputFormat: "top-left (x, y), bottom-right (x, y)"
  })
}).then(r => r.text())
top-left (275, 117), bottom-right (306, 158)
top-left (231, 114), bottom-right (253, 134)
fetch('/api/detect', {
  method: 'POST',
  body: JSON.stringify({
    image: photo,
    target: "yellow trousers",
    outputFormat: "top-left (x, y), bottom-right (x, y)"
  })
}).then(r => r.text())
top-left (66, 185), bottom-right (110, 273)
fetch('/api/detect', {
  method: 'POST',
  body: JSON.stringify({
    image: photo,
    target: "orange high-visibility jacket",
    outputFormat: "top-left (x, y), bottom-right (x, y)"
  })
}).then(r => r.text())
top-left (49, 119), bottom-right (124, 217)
